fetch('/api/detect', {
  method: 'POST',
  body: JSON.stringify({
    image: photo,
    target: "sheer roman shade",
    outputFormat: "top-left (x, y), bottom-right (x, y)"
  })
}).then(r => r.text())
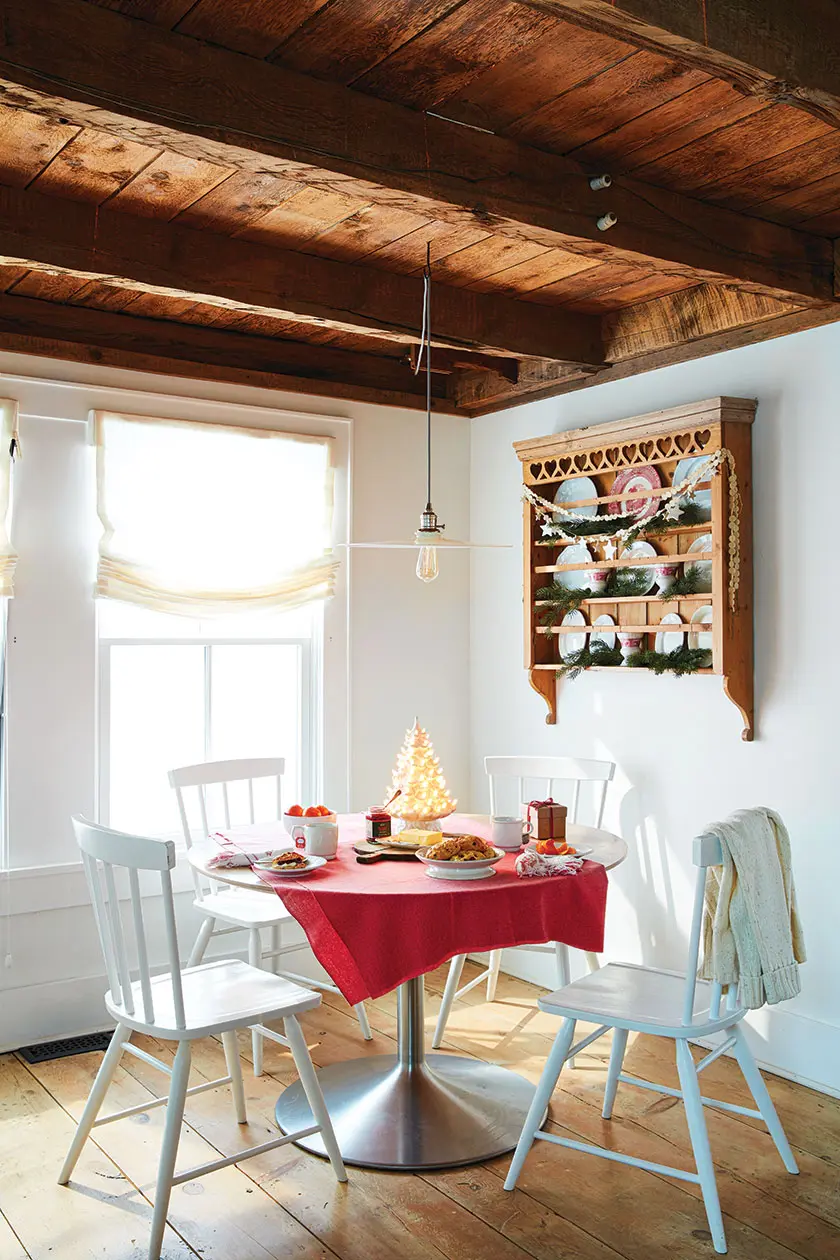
top-left (0, 399), bottom-right (18, 598)
top-left (94, 410), bottom-right (338, 616)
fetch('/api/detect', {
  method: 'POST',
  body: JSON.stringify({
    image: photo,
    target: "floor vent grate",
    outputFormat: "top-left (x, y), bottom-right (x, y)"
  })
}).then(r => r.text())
top-left (18, 1031), bottom-right (114, 1064)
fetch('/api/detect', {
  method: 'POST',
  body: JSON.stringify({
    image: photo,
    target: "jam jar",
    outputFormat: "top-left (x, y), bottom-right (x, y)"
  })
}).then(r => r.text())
top-left (365, 806), bottom-right (392, 840)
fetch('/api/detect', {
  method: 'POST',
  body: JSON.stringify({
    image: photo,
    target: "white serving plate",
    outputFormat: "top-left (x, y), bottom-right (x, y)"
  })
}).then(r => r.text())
top-left (619, 540), bottom-right (657, 594)
top-left (253, 854), bottom-right (327, 877)
top-left (591, 613), bottom-right (616, 650)
top-left (559, 610), bottom-right (587, 659)
top-left (553, 476), bottom-right (598, 520)
top-left (416, 847), bottom-right (505, 881)
top-left (554, 543), bottom-right (594, 592)
top-left (689, 604), bottom-right (713, 652)
top-left (655, 611), bottom-right (685, 654)
top-left (526, 842), bottom-right (592, 858)
top-left (674, 456), bottom-right (712, 518)
top-left (686, 533), bottom-right (713, 592)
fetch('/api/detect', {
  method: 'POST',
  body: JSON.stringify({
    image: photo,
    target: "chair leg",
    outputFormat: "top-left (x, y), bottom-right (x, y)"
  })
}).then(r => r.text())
top-left (148, 1040), bottom-right (191, 1260)
top-left (353, 1002), bottom-right (373, 1041)
top-left (432, 955), bottom-right (465, 1049)
top-left (676, 1039), bottom-right (726, 1255)
top-left (187, 916), bottom-right (215, 968)
top-left (504, 1017), bottom-right (576, 1191)
top-left (602, 1027), bottom-right (628, 1119)
top-left (58, 1023), bottom-right (132, 1185)
top-left (269, 924), bottom-right (281, 974)
top-left (283, 1015), bottom-right (347, 1183)
top-left (554, 944), bottom-right (578, 1067)
top-left (486, 950), bottom-right (503, 1001)
top-left (584, 951), bottom-right (601, 972)
top-left (730, 1024), bottom-right (798, 1174)
top-left (248, 928), bottom-right (264, 1076)
top-left (221, 1030), bottom-right (247, 1124)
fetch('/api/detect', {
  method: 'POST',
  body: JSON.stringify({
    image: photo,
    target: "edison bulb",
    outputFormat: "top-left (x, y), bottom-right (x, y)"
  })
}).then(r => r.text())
top-left (416, 545), bottom-right (439, 583)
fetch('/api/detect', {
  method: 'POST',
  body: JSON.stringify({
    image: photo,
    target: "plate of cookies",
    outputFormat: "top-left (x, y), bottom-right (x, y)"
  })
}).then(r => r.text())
top-left (415, 834), bottom-right (505, 880)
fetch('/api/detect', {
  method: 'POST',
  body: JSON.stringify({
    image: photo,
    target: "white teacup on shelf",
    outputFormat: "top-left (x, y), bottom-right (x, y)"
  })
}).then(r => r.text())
top-left (589, 567), bottom-right (610, 595)
top-left (655, 563), bottom-right (679, 594)
top-left (618, 632), bottom-right (643, 665)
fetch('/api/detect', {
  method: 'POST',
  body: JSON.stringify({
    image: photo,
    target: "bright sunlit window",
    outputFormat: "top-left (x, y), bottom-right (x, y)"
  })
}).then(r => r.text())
top-left (97, 600), bottom-right (319, 838)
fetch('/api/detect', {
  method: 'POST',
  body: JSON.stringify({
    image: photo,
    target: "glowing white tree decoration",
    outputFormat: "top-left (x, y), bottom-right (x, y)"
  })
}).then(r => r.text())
top-left (386, 719), bottom-right (456, 826)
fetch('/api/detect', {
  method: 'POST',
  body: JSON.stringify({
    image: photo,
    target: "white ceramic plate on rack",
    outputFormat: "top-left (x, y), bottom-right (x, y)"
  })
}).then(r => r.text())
top-left (591, 614), bottom-right (616, 650)
top-left (553, 476), bottom-right (598, 521)
top-left (674, 456), bottom-right (713, 519)
top-left (655, 612), bottom-right (685, 654)
top-left (686, 533), bottom-right (713, 592)
top-left (554, 542), bottom-right (593, 592)
top-left (617, 540), bottom-right (657, 595)
top-left (559, 610), bottom-right (587, 658)
top-left (689, 604), bottom-right (713, 651)
top-left (416, 848), bottom-right (505, 881)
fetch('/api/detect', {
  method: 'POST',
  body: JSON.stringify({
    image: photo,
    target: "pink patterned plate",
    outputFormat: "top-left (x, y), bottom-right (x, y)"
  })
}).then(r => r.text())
top-left (608, 465), bottom-right (662, 521)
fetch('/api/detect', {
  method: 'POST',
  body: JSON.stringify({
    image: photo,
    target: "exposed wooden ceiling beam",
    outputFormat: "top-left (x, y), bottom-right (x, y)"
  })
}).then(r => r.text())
top-left (459, 288), bottom-right (840, 414)
top-left (0, 0), bottom-right (832, 304)
top-left (524, 1), bottom-right (840, 129)
top-left (0, 291), bottom-right (466, 413)
top-left (0, 185), bottom-right (602, 365)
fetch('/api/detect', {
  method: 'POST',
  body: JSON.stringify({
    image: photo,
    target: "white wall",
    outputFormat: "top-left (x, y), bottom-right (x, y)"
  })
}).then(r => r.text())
top-left (469, 321), bottom-right (840, 1095)
top-left (0, 351), bottom-right (470, 1048)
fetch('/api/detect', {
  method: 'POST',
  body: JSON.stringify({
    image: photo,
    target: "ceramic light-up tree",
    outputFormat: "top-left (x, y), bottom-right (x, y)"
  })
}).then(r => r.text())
top-left (386, 720), bottom-right (456, 830)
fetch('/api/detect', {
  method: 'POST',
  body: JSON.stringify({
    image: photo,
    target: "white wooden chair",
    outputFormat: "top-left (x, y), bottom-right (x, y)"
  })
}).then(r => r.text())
top-left (169, 758), bottom-right (371, 1074)
top-left (61, 817), bottom-right (346, 1260)
top-left (503, 830), bottom-right (799, 1254)
top-left (432, 755), bottom-right (615, 1049)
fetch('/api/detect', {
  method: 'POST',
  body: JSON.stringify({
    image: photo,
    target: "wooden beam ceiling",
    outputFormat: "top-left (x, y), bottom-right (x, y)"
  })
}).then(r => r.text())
top-left (0, 185), bottom-right (603, 365)
top-left (0, 289), bottom-right (469, 411)
top-left (0, 0), bottom-right (832, 305)
top-left (523, 1), bottom-right (840, 129)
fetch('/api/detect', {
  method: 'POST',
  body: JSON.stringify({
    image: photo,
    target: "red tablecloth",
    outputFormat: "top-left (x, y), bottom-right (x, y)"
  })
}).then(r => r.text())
top-left (229, 814), bottom-right (608, 1005)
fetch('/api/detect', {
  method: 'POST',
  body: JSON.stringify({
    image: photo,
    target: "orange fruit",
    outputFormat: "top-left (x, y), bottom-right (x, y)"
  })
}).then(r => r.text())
top-left (304, 806), bottom-right (320, 817)
top-left (287, 804), bottom-right (303, 817)
top-left (317, 805), bottom-right (331, 816)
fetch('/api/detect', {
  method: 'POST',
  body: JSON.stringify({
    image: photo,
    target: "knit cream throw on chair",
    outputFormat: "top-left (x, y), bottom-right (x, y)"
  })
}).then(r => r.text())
top-left (700, 807), bottom-right (806, 1009)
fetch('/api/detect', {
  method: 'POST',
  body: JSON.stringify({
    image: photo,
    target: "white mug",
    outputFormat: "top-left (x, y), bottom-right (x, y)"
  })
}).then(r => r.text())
top-left (292, 820), bottom-right (339, 860)
top-left (491, 816), bottom-right (525, 851)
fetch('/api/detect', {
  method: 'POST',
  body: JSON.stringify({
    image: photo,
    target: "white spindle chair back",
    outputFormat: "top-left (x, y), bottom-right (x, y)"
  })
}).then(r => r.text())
top-left (168, 758), bottom-right (285, 899)
top-left (72, 816), bottom-right (185, 1031)
top-left (485, 755), bottom-right (615, 828)
top-left (684, 832), bottom-right (726, 1026)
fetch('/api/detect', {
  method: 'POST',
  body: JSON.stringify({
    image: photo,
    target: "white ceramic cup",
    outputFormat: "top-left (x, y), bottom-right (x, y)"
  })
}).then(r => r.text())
top-left (491, 816), bottom-right (525, 851)
top-left (655, 562), bottom-right (679, 594)
top-left (292, 820), bottom-right (339, 859)
top-left (588, 567), bottom-right (610, 594)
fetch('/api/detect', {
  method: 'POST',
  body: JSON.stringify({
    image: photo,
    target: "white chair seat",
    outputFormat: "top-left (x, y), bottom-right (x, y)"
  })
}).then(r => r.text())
top-left (194, 888), bottom-right (295, 928)
top-left (539, 962), bottom-right (746, 1036)
top-left (105, 958), bottom-right (320, 1038)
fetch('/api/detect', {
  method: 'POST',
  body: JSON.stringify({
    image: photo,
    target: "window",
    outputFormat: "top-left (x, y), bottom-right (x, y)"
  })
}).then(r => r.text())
top-left (98, 600), bottom-right (319, 838)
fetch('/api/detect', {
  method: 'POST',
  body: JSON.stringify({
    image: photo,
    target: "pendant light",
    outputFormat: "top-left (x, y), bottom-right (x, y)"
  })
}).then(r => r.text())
top-left (345, 244), bottom-right (509, 580)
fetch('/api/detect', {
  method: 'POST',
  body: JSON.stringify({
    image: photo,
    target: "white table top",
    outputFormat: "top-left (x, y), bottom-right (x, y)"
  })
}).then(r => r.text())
top-left (188, 814), bottom-right (628, 892)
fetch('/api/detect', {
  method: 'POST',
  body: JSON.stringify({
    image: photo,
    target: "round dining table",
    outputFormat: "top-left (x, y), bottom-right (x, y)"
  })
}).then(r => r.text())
top-left (188, 813), bottom-right (627, 1172)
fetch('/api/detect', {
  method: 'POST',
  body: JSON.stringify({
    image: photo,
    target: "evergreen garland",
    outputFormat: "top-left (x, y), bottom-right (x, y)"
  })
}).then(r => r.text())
top-left (626, 644), bottom-right (713, 676)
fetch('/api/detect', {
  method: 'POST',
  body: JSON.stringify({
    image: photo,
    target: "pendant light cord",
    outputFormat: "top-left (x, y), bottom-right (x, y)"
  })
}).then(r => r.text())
top-left (414, 244), bottom-right (433, 509)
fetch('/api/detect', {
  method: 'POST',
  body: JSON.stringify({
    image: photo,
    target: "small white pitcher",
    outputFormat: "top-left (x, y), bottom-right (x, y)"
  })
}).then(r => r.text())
top-left (292, 819), bottom-right (339, 860)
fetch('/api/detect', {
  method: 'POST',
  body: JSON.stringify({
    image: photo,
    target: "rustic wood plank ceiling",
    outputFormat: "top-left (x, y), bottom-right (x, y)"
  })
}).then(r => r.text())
top-left (0, 0), bottom-right (836, 413)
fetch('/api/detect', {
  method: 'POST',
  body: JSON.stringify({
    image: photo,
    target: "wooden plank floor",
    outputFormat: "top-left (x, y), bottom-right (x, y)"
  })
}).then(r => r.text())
top-left (1, 963), bottom-right (839, 1260)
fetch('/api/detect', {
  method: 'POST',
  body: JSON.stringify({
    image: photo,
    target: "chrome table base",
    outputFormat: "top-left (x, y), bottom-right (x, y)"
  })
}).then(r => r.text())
top-left (274, 976), bottom-right (536, 1170)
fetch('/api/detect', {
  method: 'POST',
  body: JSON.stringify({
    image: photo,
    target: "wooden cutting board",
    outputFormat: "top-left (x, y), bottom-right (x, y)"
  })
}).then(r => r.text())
top-left (352, 840), bottom-right (419, 863)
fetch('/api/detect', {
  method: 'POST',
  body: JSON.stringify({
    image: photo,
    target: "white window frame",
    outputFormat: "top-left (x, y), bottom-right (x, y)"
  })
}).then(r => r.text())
top-left (97, 631), bottom-right (318, 832)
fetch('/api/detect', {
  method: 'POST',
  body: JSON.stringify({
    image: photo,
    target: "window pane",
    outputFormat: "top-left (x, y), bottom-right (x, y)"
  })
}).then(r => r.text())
top-left (107, 644), bottom-right (204, 835)
top-left (210, 644), bottom-right (303, 814)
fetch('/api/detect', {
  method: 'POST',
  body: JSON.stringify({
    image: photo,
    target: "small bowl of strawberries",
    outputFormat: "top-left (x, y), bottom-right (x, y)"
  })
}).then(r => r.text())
top-left (283, 803), bottom-right (337, 834)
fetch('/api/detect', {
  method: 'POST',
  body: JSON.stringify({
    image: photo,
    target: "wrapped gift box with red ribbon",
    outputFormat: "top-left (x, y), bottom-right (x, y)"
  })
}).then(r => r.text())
top-left (526, 799), bottom-right (567, 841)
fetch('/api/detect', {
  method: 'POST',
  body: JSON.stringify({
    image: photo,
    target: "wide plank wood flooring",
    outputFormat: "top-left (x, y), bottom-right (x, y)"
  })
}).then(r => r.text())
top-left (1, 963), bottom-right (838, 1260)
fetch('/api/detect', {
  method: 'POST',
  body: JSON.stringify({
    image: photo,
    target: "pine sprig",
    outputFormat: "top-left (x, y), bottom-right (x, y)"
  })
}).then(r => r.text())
top-left (626, 645), bottom-right (713, 675)
top-left (556, 638), bottom-right (623, 680)
top-left (658, 564), bottom-right (705, 601)
top-left (607, 567), bottom-right (650, 598)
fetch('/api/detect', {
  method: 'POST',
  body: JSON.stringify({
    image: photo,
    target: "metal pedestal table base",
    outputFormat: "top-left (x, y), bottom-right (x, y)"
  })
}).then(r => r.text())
top-left (274, 976), bottom-right (537, 1170)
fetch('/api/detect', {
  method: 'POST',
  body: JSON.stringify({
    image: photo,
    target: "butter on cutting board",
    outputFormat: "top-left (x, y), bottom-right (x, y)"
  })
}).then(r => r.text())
top-left (398, 828), bottom-right (440, 846)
